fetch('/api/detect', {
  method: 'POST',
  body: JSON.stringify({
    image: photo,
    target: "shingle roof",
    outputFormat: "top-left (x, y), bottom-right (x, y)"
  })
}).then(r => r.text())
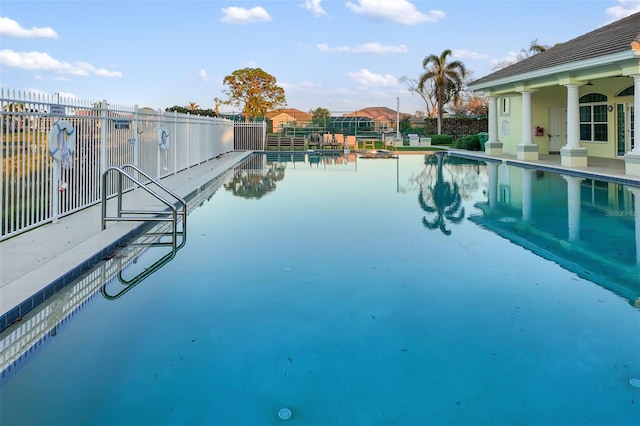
top-left (266, 108), bottom-right (311, 120)
top-left (471, 12), bottom-right (640, 87)
top-left (342, 106), bottom-right (410, 121)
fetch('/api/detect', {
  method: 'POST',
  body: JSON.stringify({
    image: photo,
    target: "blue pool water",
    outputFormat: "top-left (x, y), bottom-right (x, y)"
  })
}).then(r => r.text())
top-left (1, 153), bottom-right (639, 425)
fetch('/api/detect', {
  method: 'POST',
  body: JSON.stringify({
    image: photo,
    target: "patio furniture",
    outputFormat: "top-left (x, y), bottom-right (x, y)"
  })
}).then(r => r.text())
top-left (361, 138), bottom-right (376, 150)
top-left (279, 137), bottom-right (293, 151)
top-left (384, 138), bottom-right (400, 151)
top-left (345, 135), bottom-right (357, 150)
top-left (292, 137), bottom-right (306, 151)
top-left (266, 136), bottom-right (280, 151)
top-left (308, 133), bottom-right (322, 150)
top-left (323, 134), bottom-right (341, 150)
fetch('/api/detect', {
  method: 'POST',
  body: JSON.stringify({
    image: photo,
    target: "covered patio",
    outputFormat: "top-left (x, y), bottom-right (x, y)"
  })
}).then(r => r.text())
top-left (469, 12), bottom-right (640, 176)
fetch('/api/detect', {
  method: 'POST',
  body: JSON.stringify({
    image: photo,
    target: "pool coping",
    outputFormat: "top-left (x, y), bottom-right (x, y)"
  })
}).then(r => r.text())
top-left (447, 150), bottom-right (640, 188)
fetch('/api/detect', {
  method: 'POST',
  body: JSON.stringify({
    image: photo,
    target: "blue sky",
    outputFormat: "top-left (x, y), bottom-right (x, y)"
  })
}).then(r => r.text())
top-left (1, 0), bottom-right (639, 115)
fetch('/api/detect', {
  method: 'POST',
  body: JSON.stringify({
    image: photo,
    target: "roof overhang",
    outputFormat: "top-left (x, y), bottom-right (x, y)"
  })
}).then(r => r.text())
top-left (470, 50), bottom-right (640, 96)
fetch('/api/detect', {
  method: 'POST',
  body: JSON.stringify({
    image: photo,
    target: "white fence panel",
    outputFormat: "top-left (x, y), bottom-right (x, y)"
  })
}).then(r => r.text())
top-left (1, 90), bottom-right (237, 241)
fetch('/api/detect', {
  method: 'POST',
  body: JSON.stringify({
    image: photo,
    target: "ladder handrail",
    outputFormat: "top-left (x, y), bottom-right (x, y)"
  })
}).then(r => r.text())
top-left (102, 248), bottom-right (177, 300)
top-left (120, 164), bottom-right (187, 214)
top-left (101, 166), bottom-right (178, 230)
top-left (101, 165), bottom-right (188, 251)
top-left (99, 165), bottom-right (189, 301)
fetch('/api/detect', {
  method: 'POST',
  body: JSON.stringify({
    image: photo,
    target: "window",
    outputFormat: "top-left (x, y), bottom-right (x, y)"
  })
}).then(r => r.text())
top-left (579, 93), bottom-right (608, 142)
top-left (617, 85), bottom-right (634, 97)
top-left (500, 97), bottom-right (510, 116)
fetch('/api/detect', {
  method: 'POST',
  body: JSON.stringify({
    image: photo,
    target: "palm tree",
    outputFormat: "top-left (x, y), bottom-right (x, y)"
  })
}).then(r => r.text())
top-left (528, 38), bottom-right (548, 55)
top-left (187, 102), bottom-right (199, 111)
top-left (418, 153), bottom-right (465, 235)
top-left (418, 49), bottom-right (467, 135)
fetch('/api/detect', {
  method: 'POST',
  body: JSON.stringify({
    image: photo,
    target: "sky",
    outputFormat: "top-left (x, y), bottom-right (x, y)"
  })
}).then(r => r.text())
top-left (1, 0), bottom-right (639, 115)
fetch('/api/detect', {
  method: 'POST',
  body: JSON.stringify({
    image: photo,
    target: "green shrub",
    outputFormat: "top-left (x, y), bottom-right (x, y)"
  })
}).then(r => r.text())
top-left (429, 134), bottom-right (453, 145)
top-left (454, 134), bottom-right (481, 151)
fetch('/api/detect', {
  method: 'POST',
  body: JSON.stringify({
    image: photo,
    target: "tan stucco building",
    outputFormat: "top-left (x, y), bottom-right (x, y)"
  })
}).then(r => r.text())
top-left (469, 12), bottom-right (640, 175)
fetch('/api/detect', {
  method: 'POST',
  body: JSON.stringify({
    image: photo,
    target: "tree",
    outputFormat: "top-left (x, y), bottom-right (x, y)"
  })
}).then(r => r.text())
top-left (447, 71), bottom-right (489, 116)
top-left (400, 76), bottom-right (437, 118)
top-left (187, 102), bottom-right (199, 111)
top-left (311, 107), bottom-right (331, 128)
top-left (216, 67), bottom-right (286, 121)
top-left (418, 153), bottom-right (465, 235)
top-left (493, 39), bottom-right (551, 70)
top-left (418, 49), bottom-right (467, 135)
top-left (223, 164), bottom-right (285, 199)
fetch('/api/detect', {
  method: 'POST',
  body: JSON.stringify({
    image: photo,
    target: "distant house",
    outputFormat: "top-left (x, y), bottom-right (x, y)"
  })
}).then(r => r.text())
top-left (469, 12), bottom-right (640, 175)
top-left (342, 106), bottom-right (411, 133)
top-left (266, 108), bottom-right (312, 133)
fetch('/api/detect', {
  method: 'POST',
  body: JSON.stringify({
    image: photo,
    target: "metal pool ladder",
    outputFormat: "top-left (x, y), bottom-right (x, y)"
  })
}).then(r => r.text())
top-left (101, 164), bottom-right (187, 252)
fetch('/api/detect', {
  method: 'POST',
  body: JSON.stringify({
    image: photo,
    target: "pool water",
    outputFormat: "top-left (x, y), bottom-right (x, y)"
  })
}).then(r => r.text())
top-left (1, 153), bottom-right (639, 425)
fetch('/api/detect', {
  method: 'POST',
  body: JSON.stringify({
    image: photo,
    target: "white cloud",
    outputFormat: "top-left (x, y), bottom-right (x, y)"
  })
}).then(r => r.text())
top-left (453, 50), bottom-right (488, 60)
top-left (0, 17), bottom-right (58, 38)
top-left (345, 0), bottom-right (444, 25)
top-left (199, 69), bottom-right (208, 81)
top-left (220, 7), bottom-right (271, 24)
top-left (317, 42), bottom-right (407, 54)
top-left (606, 0), bottom-right (640, 20)
top-left (347, 69), bottom-right (399, 87)
top-left (301, 0), bottom-right (327, 17)
top-left (280, 80), bottom-right (323, 93)
top-left (0, 49), bottom-right (122, 78)
top-left (490, 51), bottom-right (521, 69)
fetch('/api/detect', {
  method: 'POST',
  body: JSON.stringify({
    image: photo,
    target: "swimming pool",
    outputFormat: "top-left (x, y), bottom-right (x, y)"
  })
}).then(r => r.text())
top-left (1, 153), bottom-right (639, 425)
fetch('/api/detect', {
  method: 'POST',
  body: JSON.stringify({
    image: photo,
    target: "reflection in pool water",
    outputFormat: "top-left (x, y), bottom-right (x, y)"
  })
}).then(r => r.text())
top-left (1, 153), bottom-right (638, 426)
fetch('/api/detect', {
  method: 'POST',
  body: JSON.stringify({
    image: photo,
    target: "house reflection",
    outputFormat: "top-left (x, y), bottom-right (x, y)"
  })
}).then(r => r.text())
top-left (471, 159), bottom-right (640, 307)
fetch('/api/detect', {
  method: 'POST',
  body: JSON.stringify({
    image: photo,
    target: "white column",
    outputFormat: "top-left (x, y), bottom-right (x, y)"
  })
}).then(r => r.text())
top-left (624, 75), bottom-right (640, 175)
top-left (565, 84), bottom-right (580, 149)
top-left (564, 175), bottom-right (583, 242)
top-left (633, 75), bottom-right (640, 153)
top-left (488, 96), bottom-right (499, 143)
top-left (561, 84), bottom-right (588, 167)
top-left (517, 91), bottom-right (538, 160)
top-left (521, 91), bottom-right (533, 145)
top-left (486, 161), bottom-right (499, 210)
top-left (522, 169), bottom-right (533, 222)
top-left (485, 96), bottom-right (503, 155)
top-left (627, 187), bottom-right (640, 264)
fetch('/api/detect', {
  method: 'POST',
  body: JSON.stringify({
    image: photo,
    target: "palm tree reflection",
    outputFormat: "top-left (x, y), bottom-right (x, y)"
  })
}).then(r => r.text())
top-left (224, 163), bottom-right (285, 199)
top-left (418, 153), bottom-right (465, 235)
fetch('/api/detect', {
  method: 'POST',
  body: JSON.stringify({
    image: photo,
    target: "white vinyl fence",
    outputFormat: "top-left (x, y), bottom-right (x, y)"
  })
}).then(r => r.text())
top-left (1, 90), bottom-right (260, 241)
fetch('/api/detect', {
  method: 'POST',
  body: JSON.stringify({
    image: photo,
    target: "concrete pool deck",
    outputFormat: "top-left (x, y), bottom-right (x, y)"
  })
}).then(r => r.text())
top-left (1, 149), bottom-right (639, 328)
top-left (0, 151), bottom-right (252, 326)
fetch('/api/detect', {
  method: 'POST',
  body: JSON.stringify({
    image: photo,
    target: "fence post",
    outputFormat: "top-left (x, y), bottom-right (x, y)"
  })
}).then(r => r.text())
top-left (173, 110), bottom-right (177, 175)
top-left (186, 113), bottom-right (191, 169)
top-left (52, 161), bottom-right (59, 223)
top-left (157, 108), bottom-right (162, 179)
top-left (262, 121), bottom-right (267, 150)
top-left (134, 104), bottom-right (140, 170)
top-left (100, 100), bottom-right (108, 176)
